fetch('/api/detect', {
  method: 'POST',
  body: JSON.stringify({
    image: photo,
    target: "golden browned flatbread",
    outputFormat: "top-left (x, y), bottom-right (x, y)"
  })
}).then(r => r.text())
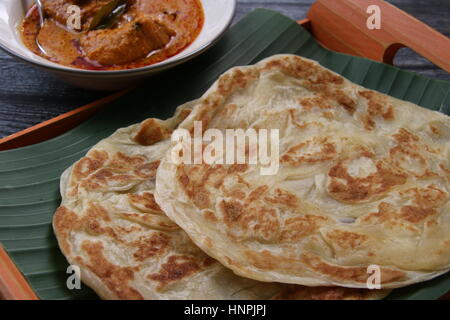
top-left (155, 54), bottom-right (450, 289)
top-left (53, 102), bottom-right (388, 299)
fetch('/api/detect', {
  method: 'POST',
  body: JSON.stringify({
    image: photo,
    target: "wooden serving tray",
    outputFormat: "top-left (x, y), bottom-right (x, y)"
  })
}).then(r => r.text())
top-left (0, 0), bottom-right (449, 300)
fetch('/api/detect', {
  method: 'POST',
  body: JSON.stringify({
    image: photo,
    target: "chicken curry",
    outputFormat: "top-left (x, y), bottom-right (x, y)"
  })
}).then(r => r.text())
top-left (21, 0), bottom-right (204, 70)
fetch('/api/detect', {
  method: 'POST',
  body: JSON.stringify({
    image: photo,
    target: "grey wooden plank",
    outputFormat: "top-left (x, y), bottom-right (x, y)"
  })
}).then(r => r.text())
top-left (0, 0), bottom-right (448, 139)
top-left (234, 0), bottom-right (310, 22)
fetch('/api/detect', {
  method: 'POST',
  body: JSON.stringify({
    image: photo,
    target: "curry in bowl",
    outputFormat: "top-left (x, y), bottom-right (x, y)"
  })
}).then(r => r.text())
top-left (21, 0), bottom-right (204, 70)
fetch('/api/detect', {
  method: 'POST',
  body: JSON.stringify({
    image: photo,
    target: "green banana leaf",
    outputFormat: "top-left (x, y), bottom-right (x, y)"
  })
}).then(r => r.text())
top-left (0, 9), bottom-right (449, 300)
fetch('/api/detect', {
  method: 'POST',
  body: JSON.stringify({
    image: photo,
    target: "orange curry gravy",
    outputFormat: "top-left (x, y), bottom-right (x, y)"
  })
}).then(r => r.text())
top-left (21, 0), bottom-right (204, 70)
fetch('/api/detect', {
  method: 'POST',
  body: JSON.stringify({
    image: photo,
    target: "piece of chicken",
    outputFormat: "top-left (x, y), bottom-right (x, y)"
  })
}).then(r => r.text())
top-left (80, 15), bottom-right (175, 65)
top-left (42, 0), bottom-right (121, 30)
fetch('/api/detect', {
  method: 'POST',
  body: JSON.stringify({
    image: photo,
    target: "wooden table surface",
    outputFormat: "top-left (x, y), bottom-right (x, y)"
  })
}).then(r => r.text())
top-left (0, 0), bottom-right (449, 139)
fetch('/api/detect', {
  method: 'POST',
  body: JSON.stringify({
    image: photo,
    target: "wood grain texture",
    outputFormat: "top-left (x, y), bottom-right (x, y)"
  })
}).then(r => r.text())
top-left (308, 0), bottom-right (450, 71)
top-left (0, 0), bottom-right (449, 139)
top-left (0, 245), bottom-right (39, 300)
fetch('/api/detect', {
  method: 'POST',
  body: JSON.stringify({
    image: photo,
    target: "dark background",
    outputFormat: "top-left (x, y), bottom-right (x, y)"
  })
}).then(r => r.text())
top-left (0, 0), bottom-right (449, 139)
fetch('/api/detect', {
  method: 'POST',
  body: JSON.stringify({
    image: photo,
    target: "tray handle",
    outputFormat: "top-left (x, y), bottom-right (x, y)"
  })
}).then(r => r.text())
top-left (307, 0), bottom-right (450, 72)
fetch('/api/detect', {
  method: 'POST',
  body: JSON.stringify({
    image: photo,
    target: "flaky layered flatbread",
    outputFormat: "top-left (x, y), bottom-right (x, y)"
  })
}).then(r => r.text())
top-left (155, 54), bottom-right (450, 289)
top-left (53, 101), bottom-right (388, 299)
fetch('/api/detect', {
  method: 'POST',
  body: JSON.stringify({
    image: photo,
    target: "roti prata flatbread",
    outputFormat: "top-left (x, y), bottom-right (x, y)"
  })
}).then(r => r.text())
top-left (53, 102), bottom-right (388, 299)
top-left (155, 54), bottom-right (450, 289)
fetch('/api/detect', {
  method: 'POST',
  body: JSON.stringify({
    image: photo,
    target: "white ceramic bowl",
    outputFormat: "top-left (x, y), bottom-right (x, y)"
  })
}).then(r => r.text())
top-left (0, 0), bottom-right (236, 90)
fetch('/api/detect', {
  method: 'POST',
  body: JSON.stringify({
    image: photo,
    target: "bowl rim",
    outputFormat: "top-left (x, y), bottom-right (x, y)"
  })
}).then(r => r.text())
top-left (0, 0), bottom-right (237, 76)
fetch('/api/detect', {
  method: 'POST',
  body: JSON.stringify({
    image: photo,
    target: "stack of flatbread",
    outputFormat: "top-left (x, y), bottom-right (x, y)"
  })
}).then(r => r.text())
top-left (53, 55), bottom-right (450, 300)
